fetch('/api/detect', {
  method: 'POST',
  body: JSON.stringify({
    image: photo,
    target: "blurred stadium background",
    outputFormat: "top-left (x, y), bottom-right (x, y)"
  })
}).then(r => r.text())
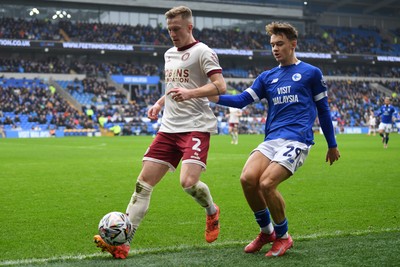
top-left (1, 0), bottom-right (400, 138)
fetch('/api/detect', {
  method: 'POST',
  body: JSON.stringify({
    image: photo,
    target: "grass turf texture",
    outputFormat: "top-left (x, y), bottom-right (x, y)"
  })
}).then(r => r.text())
top-left (0, 134), bottom-right (399, 266)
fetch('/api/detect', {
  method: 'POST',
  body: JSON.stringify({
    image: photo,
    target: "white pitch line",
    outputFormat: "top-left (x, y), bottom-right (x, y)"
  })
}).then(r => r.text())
top-left (1, 227), bottom-right (399, 266)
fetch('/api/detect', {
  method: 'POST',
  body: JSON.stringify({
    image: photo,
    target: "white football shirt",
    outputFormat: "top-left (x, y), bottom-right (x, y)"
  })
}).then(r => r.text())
top-left (161, 42), bottom-right (222, 133)
top-left (228, 107), bottom-right (242, 124)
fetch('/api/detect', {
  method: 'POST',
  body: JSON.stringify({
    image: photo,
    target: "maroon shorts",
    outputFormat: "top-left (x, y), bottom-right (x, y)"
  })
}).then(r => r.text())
top-left (229, 122), bottom-right (238, 128)
top-left (143, 131), bottom-right (210, 171)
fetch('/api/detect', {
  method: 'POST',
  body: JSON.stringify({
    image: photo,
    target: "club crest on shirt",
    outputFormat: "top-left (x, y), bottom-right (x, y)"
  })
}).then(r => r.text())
top-left (181, 53), bottom-right (190, 61)
top-left (292, 73), bottom-right (301, 81)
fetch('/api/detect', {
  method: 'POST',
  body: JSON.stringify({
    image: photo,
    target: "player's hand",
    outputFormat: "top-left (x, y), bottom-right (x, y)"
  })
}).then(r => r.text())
top-left (326, 147), bottom-right (340, 165)
top-left (167, 88), bottom-right (192, 102)
top-left (148, 103), bottom-right (162, 120)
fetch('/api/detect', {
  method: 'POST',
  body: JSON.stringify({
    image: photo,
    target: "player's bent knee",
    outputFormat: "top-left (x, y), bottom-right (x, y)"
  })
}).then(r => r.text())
top-left (240, 174), bottom-right (259, 189)
top-left (259, 179), bottom-right (277, 194)
top-left (180, 178), bottom-right (199, 189)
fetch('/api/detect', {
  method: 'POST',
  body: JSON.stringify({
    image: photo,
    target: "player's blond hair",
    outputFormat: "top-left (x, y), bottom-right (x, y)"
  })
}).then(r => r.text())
top-left (165, 6), bottom-right (193, 23)
top-left (266, 22), bottom-right (298, 41)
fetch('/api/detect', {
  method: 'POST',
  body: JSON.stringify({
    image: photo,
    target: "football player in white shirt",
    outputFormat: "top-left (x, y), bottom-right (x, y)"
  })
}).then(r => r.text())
top-left (228, 107), bottom-right (242, 144)
top-left (367, 110), bottom-right (376, 136)
top-left (94, 6), bottom-right (227, 259)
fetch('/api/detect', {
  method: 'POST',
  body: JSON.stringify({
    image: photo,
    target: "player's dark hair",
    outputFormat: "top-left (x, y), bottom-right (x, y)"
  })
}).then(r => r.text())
top-left (266, 22), bottom-right (298, 41)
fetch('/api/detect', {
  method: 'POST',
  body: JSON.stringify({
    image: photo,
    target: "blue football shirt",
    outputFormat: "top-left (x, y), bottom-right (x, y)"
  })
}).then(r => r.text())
top-left (249, 61), bottom-right (328, 145)
top-left (376, 105), bottom-right (396, 124)
top-left (330, 110), bottom-right (340, 122)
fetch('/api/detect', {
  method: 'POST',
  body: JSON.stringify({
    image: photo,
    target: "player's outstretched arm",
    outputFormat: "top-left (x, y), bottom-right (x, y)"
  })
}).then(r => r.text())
top-left (326, 147), bottom-right (340, 165)
top-left (168, 73), bottom-right (226, 101)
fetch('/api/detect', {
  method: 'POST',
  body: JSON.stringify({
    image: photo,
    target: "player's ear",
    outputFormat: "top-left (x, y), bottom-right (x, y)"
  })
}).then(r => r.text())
top-left (291, 40), bottom-right (297, 49)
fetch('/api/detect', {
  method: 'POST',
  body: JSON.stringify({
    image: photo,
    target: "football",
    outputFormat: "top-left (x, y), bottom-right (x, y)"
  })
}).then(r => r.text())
top-left (98, 211), bottom-right (133, 246)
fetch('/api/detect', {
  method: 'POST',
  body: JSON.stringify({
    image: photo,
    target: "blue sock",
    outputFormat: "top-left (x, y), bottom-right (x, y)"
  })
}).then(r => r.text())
top-left (254, 208), bottom-right (271, 228)
top-left (274, 218), bottom-right (288, 238)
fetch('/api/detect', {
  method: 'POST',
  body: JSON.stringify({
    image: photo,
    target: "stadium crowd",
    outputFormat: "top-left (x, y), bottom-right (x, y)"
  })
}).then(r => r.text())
top-left (64, 77), bottom-right (128, 105)
top-left (0, 77), bottom-right (95, 131)
top-left (0, 74), bottom-right (163, 135)
top-left (1, 72), bottom-right (398, 136)
top-left (1, 55), bottom-right (400, 80)
top-left (1, 17), bottom-right (400, 55)
top-left (1, 17), bottom-right (400, 136)
top-left (0, 57), bottom-right (161, 78)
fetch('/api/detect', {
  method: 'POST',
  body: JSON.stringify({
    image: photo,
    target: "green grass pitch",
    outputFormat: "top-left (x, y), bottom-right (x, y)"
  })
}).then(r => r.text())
top-left (0, 133), bottom-right (399, 266)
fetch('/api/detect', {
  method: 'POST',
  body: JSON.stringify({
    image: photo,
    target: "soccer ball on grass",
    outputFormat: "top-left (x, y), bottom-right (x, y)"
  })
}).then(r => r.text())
top-left (98, 211), bottom-right (133, 246)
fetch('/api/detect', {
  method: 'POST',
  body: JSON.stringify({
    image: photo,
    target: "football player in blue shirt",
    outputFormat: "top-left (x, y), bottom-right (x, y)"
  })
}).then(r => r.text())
top-left (330, 105), bottom-right (341, 135)
top-left (376, 97), bottom-right (396, 148)
top-left (209, 22), bottom-right (340, 257)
